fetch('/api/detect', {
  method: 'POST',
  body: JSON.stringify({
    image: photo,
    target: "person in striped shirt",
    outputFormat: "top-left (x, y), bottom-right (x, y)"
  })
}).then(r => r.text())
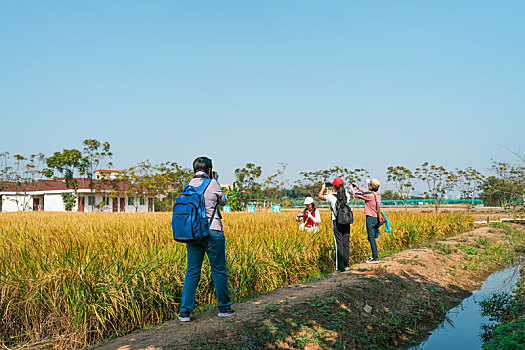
top-left (351, 179), bottom-right (382, 264)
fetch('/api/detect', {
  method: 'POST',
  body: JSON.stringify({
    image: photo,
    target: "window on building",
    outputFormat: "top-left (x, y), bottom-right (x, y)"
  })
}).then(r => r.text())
top-left (88, 196), bottom-right (95, 205)
top-left (140, 197), bottom-right (145, 206)
top-left (128, 197), bottom-right (134, 206)
top-left (103, 196), bottom-right (109, 205)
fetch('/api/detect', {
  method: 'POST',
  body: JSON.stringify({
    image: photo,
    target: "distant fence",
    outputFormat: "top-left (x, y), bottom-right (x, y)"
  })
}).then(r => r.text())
top-left (290, 199), bottom-right (485, 208)
top-left (244, 198), bottom-right (485, 208)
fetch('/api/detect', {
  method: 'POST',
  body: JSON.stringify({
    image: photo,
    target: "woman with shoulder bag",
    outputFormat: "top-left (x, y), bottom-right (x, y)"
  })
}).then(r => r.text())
top-left (351, 178), bottom-right (385, 264)
top-left (319, 178), bottom-right (352, 272)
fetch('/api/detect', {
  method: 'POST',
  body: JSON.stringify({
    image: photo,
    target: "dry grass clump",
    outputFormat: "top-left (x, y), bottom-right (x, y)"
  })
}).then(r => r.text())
top-left (0, 211), bottom-right (472, 349)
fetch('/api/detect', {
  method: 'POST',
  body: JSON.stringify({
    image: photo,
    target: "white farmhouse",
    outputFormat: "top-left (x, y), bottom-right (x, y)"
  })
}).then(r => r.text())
top-left (0, 170), bottom-right (154, 212)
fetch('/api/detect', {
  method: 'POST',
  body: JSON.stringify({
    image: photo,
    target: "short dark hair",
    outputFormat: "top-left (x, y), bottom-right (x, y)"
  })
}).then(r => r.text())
top-left (193, 156), bottom-right (213, 173)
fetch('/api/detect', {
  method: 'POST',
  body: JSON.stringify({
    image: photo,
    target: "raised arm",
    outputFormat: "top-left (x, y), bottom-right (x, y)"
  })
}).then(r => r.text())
top-left (318, 183), bottom-right (326, 201)
top-left (351, 184), bottom-right (369, 200)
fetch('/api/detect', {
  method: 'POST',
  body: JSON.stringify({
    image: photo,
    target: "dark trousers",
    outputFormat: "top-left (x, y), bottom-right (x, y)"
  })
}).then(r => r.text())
top-left (332, 220), bottom-right (350, 271)
top-left (366, 216), bottom-right (380, 259)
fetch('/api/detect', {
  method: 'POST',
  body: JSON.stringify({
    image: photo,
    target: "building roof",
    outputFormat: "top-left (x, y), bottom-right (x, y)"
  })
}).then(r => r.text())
top-left (0, 178), bottom-right (150, 194)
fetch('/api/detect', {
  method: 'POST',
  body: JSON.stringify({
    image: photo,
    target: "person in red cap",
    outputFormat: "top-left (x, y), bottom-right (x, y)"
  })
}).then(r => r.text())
top-left (319, 177), bottom-right (351, 272)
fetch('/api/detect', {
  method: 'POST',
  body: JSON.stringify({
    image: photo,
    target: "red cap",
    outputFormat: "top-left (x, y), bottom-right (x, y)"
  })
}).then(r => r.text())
top-left (332, 177), bottom-right (344, 187)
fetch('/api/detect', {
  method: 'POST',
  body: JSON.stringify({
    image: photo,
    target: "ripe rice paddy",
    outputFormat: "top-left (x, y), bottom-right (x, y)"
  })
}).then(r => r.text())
top-left (0, 211), bottom-right (473, 349)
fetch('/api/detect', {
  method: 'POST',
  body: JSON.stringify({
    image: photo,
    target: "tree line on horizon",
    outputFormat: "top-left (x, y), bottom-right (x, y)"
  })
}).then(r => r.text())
top-left (0, 139), bottom-right (524, 213)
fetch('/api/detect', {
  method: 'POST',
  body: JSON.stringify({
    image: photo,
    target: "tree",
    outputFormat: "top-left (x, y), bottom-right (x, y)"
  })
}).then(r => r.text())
top-left (506, 148), bottom-right (525, 208)
top-left (297, 169), bottom-right (328, 197)
top-left (234, 163), bottom-right (262, 200)
top-left (345, 168), bottom-right (370, 187)
top-left (113, 161), bottom-right (157, 212)
top-left (386, 166), bottom-right (415, 210)
top-left (298, 166), bottom-right (362, 199)
top-left (109, 160), bottom-right (192, 212)
top-left (225, 183), bottom-right (245, 211)
top-left (0, 152), bottom-right (46, 210)
top-left (81, 139), bottom-right (112, 210)
top-left (61, 193), bottom-right (77, 211)
top-left (490, 160), bottom-right (524, 209)
top-left (415, 162), bottom-right (455, 214)
top-left (263, 162), bottom-right (288, 202)
top-left (153, 161), bottom-right (192, 211)
top-left (479, 176), bottom-right (510, 207)
top-left (44, 149), bottom-right (85, 210)
top-left (381, 190), bottom-right (402, 200)
top-left (283, 184), bottom-right (311, 199)
top-left (454, 167), bottom-right (484, 211)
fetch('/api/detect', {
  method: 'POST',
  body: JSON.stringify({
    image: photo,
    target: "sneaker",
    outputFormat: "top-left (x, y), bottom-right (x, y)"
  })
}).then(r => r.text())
top-left (366, 258), bottom-right (379, 264)
top-left (178, 310), bottom-right (191, 322)
top-left (344, 267), bottom-right (350, 271)
top-left (218, 306), bottom-right (236, 317)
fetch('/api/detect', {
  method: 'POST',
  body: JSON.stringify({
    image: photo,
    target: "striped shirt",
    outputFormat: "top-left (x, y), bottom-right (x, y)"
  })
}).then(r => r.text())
top-left (351, 187), bottom-right (381, 217)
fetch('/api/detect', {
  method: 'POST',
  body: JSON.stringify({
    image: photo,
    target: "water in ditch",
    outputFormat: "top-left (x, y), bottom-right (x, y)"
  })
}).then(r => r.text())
top-left (411, 259), bottom-right (522, 350)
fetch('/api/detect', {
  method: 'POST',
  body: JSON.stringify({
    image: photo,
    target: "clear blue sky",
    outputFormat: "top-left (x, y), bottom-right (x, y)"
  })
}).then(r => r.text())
top-left (1, 1), bottom-right (523, 185)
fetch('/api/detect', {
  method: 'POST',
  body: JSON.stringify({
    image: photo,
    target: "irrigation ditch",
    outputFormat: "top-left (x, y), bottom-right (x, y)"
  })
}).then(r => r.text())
top-left (91, 222), bottom-right (525, 350)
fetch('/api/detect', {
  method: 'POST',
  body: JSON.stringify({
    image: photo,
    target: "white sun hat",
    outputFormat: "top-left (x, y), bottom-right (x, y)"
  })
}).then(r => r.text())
top-left (304, 197), bottom-right (314, 205)
top-left (366, 179), bottom-right (381, 187)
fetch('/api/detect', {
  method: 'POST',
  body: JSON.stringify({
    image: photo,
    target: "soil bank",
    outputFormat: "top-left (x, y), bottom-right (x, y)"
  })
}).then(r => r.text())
top-left (91, 224), bottom-right (524, 350)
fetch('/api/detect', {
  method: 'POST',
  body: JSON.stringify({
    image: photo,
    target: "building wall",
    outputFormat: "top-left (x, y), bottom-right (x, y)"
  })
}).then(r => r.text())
top-left (43, 193), bottom-right (71, 212)
top-left (80, 195), bottom-right (151, 212)
top-left (82, 194), bottom-right (111, 212)
top-left (0, 193), bottom-right (154, 212)
top-left (0, 195), bottom-right (32, 212)
top-left (123, 197), bottom-right (147, 212)
top-left (120, 197), bottom-right (149, 212)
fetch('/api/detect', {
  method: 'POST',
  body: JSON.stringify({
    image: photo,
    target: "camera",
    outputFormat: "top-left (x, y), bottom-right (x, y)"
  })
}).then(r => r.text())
top-left (324, 182), bottom-right (333, 187)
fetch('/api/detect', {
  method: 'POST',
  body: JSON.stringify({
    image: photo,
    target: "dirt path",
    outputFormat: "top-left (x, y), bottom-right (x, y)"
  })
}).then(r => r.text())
top-left (91, 225), bottom-right (521, 350)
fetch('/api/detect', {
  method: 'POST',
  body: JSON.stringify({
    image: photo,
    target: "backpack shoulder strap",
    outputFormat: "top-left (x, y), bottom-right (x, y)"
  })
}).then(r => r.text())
top-left (194, 178), bottom-right (219, 225)
top-left (195, 178), bottom-right (212, 194)
top-left (186, 177), bottom-right (212, 195)
top-left (208, 196), bottom-right (219, 225)
top-left (372, 192), bottom-right (381, 214)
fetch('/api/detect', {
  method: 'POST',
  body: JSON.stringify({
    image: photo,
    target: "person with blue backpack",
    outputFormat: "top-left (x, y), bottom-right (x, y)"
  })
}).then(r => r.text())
top-left (172, 156), bottom-right (235, 322)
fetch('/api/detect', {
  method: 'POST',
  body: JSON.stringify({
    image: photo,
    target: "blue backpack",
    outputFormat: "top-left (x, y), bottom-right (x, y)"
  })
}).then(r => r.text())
top-left (171, 176), bottom-right (217, 243)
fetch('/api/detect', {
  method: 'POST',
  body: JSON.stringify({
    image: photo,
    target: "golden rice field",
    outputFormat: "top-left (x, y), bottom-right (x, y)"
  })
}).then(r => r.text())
top-left (0, 211), bottom-right (473, 349)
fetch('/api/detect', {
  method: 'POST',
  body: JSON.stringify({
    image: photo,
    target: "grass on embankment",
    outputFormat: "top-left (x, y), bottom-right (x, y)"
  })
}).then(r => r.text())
top-left (479, 223), bottom-right (525, 350)
top-left (0, 212), bottom-right (472, 349)
top-left (195, 223), bottom-right (525, 350)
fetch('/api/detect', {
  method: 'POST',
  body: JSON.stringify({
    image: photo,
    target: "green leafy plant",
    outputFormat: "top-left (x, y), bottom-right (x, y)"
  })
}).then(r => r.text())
top-left (225, 183), bottom-right (245, 211)
top-left (61, 192), bottom-right (77, 211)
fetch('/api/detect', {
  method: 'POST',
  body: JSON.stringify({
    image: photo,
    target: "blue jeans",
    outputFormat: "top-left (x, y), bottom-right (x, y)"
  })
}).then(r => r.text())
top-left (366, 216), bottom-right (380, 259)
top-left (180, 230), bottom-right (231, 313)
